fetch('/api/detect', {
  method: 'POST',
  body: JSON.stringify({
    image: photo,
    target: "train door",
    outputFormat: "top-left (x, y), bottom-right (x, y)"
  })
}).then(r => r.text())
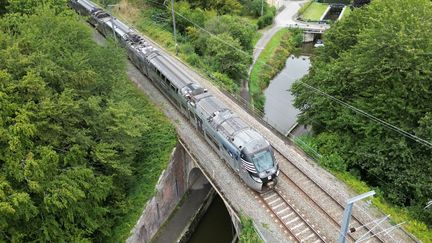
top-left (196, 117), bottom-right (204, 134)
top-left (144, 59), bottom-right (150, 75)
top-left (233, 152), bottom-right (240, 172)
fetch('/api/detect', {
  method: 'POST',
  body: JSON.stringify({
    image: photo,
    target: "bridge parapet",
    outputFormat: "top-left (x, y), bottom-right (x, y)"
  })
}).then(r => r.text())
top-left (126, 139), bottom-right (245, 243)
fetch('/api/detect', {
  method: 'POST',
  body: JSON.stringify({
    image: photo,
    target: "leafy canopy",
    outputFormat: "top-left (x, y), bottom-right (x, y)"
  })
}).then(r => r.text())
top-left (0, 3), bottom-right (175, 241)
top-left (291, 0), bottom-right (432, 225)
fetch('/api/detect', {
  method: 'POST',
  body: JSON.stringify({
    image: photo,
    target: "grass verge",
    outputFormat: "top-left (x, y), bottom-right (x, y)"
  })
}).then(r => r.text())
top-left (109, 73), bottom-right (177, 242)
top-left (293, 134), bottom-right (432, 242)
top-left (300, 2), bottom-right (328, 21)
top-left (239, 215), bottom-right (264, 243)
top-left (298, 0), bottom-right (313, 16)
top-left (340, 6), bottom-right (352, 20)
top-left (249, 28), bottom-right (302, 111)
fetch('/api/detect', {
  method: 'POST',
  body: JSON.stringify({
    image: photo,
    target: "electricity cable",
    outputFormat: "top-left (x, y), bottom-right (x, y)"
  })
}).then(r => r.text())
top-left (104, 5), bottom-right (422, 241)
top-left (145, 0), bottom-right (432, 149)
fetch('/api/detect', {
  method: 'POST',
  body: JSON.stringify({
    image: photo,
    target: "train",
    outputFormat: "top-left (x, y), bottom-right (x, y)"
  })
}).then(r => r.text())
top-left (68, 0), bottom-right (279, 192)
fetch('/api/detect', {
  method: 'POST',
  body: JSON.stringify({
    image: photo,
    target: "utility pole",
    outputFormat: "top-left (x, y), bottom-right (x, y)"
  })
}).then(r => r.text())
top-left (261, 0), bottom-right (264, 16)
top-left (338, 191), bottom-right (375, 243)
top-left (107, 4), bottom-right (118, 43)
top-left (171, 0), bottom-right (179, 55)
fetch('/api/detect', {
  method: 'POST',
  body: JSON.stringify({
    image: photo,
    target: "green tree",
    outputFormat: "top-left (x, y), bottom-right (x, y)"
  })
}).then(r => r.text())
top-left (186, 0), bottom-right (242, 15)
top-left (205, 15), bottom-right (256, 51)
top-left (0, 5), bottom-right (166, 241)
top-left (240, 0), bottom-right (268, 17)
top-left (292, 0), bottom-right (432, 218)
top-left (204, 33), bottom-right (251, 81)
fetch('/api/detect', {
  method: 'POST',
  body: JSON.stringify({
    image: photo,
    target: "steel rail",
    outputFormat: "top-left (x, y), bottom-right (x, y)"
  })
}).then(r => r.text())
top-left (257, 189), bottom-right (327, 243)
top-left (276, 167), bottom-right (357, 242)
top-left (272, 149), bottom-right (386, 243)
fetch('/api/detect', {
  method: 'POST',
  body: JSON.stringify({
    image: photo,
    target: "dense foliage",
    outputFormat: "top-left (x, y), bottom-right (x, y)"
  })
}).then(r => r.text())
top-left (0, 1), bottom-right (176, 241)
top-left (238, 215), bottom-right (263, 243)
top-left (114, 0), bottom-right (274, 92)
top-left (292, 0), bottom-right (432, 227)
top-left (168, 0), bottom-right (257, 89)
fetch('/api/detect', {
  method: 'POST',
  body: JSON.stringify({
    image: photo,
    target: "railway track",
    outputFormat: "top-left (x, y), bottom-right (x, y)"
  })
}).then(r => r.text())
top-left (272, 149), bottom-right (386, 243)
top-left (257, 189), bottom-right (327, 242)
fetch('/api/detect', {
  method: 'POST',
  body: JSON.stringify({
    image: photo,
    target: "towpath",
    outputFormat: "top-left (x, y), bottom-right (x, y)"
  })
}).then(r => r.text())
top-left (241, 0), bottom-right (328, 101)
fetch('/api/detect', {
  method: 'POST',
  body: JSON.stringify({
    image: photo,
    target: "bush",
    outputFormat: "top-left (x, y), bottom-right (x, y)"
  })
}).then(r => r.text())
top-left (239, 215), bottom-right (263, 243)
top-left (317, 0), bottom-right (351, 3)
top-left (298, 0), bottom-right (313, 16)
top-left (294, 134), bottom-right (432, 242)
top-left (249, 28), bottom-right (301, 110)
top-left (211, 72), bottom-right (238, 92)
top-left (257, 6), bottom-right (276, 29)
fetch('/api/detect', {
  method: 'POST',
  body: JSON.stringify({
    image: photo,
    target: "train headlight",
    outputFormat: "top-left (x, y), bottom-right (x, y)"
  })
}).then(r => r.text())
top-left (250, 174), bottom-right (262, 183)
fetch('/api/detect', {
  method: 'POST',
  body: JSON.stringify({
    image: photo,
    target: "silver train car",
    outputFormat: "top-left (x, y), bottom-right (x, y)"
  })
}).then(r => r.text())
top-left (69, 0), bottom-right (279, 191)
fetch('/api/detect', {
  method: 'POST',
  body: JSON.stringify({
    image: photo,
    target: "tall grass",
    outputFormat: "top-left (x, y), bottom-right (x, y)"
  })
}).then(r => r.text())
top-left (294, 134), bottom-right (431, 242)
top-left (109, 77), bottom-right (177, 242)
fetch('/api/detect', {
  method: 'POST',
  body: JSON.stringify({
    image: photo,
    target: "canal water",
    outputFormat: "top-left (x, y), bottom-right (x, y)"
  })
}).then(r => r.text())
top-left (263, 44), bottom-right (312, 135)
top-left (323, 6), bottom-right (344, 21)
top-left (188, 196), bottom-right (235, 243)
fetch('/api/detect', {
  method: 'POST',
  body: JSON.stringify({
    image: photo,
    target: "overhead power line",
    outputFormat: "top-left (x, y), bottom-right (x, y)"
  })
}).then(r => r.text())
top-left (141, 0), bottom-right (432, 149)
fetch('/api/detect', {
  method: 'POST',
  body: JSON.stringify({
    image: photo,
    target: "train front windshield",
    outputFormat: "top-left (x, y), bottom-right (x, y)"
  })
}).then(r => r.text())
top-left (252, 150), bottom-right (274, 173)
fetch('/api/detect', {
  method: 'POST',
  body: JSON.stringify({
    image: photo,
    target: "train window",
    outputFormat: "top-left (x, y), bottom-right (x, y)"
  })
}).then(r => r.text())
top-left (240, 151), bottom-right (246, 160)
top-left (170, 85), bottom-right (176, 92)
top-left (207, 134), bottom-right (219, 148)
top-left (189, 111), bottom-right (195, 119)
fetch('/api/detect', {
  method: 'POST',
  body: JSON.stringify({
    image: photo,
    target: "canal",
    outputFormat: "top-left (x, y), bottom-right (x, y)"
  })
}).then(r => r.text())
top-left (188, 195), bottom-right (235, 243)
top-left (263, 44), bottom-right (313, 135)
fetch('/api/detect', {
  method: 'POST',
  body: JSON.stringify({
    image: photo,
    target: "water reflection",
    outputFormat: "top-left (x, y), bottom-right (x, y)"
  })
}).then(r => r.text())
top-left (263, 53), bottom-right (311, 135)
top-left (188, 196), bottom-right (234, 243)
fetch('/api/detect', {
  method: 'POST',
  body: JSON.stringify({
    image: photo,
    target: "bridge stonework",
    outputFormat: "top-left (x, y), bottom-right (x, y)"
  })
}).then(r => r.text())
top-left (126, 141), bottom-right (241, 243)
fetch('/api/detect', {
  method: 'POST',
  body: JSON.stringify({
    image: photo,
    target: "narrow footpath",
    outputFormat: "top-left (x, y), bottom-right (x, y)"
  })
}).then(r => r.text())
top-left (241, 0), bottom-right (328, 101)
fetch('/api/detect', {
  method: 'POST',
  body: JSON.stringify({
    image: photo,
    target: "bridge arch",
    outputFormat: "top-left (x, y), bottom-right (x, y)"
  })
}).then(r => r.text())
top-left (187, 167), bottom-right (206, 188)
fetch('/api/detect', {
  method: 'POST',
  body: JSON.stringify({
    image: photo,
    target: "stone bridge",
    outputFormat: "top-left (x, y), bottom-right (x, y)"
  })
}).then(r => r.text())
top-left (126, 140), bottom-right (244, 243)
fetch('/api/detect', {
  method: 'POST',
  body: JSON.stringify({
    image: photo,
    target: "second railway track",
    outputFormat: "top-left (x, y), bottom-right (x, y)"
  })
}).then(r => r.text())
top-left (257, 189), bottom-right (327, 242)
top-left (272, 148), bottom-right (386, 243)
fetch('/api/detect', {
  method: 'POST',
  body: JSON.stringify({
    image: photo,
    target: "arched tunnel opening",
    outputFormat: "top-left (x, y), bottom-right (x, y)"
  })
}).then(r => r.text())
top-left (152, 167), bottom-right (237, 243)
top-left (187, 168), bottom-right (236, 243)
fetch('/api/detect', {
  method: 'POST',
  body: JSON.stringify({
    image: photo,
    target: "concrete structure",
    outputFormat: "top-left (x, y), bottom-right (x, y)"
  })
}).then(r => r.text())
top-left (127, 142), bottom-right (241, 243)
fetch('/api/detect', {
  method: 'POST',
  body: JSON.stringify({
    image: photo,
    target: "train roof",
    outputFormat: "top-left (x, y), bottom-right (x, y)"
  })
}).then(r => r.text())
top-left (76, 0), bottom-right (97, 11)
top-left (194, 94), bottom-right (269, 153)
top-left (112, 18), bottom-right (133, 39)
top-left (150, 55), bottom-right (191, 89)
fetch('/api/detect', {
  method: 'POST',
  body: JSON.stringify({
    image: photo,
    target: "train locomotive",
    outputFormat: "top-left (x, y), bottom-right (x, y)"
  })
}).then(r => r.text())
top-left (69, 0), bottom-right (279, 191)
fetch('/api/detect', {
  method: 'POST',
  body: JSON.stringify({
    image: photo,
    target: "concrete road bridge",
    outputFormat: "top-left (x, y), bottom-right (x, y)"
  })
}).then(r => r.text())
top-left (91, 29), bottom-right (419, 243)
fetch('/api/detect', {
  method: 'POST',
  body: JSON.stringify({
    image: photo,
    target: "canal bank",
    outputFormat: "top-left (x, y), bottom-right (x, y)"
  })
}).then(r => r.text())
top-left (248, 28), bottom-right (303, 111)
top-left (151, 175), bottom-right (237, 243)
top-left (249, 37), bottom-right (313, 135)
top-left (151, 175), bottom-right (215, 243)
top-left (263, 53), bottom-right (311, 134)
